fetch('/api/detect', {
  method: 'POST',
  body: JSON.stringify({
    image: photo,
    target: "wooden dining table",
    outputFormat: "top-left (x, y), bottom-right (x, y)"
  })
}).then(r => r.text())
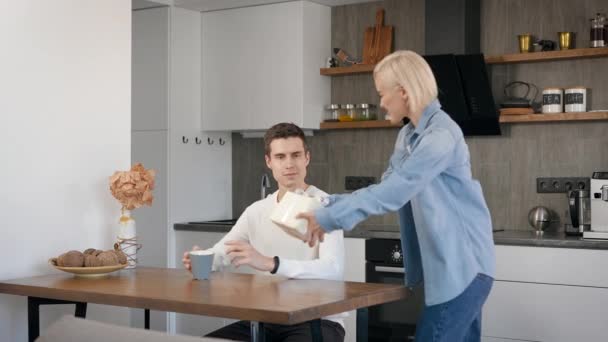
top-left (0, 267), bottom-right (409, 342)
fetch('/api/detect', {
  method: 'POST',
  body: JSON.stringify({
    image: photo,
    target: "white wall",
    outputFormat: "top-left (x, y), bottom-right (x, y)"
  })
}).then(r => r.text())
top-left (0, 1), bottom-right (132, 341)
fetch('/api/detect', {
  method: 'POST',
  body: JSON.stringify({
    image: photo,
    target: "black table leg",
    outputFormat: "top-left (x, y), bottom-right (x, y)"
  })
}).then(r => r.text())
top-left (28, 296), bottom-right (88, 342)
top-left (145, 309), bottom-right (150, 329)
top-left (27, 297), bottom-right (39, 342)
top-left (356, 307), bottom-right (368, 342)
top-left (75, 302), bottom-right (87, 318)
top-left (310, 319), bottom-right (323, 342)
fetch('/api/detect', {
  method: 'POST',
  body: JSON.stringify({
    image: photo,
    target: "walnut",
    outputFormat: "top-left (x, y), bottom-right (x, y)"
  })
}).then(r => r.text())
top-left (112, 249), bottom-right (128, 265)
top-left (55, 253), bottom-right (65, 266)
top-left (59, 250), bottom-right (85, 267)
top-left (97, 251), bottom-right (119, 266)
top-left (83, 248), bottom-right (97, 255)
top-left (84, 254), bottom-right (102, 267)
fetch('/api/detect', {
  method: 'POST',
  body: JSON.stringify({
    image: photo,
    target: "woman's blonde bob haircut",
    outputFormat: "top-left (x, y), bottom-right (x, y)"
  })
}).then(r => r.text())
top-left (373, 50), bottom-right (438, 115)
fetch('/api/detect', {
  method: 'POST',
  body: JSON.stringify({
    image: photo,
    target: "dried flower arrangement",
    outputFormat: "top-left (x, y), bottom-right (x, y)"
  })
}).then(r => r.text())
top-left (109, 163), bottom-right (156, 210)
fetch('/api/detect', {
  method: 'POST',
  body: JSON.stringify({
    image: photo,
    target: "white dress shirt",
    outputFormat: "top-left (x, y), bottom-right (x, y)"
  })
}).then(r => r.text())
top-left (208, 185), bottom-right (347, 326)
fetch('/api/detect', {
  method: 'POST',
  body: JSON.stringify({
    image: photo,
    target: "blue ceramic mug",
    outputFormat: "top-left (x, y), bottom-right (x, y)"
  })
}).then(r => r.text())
top-left (189, 250), bottom-right (214, 280)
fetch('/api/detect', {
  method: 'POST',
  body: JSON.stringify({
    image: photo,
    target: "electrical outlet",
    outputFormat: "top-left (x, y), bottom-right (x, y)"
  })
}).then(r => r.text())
top-left (345, 176), bottom-right (376, 191)
top-left (536, 177), bottom-right (590, 193)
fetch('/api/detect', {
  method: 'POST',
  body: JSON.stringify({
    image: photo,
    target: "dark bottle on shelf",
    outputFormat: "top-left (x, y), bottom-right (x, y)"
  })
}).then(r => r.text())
top-left (590, 13), bottom-right (605, 48)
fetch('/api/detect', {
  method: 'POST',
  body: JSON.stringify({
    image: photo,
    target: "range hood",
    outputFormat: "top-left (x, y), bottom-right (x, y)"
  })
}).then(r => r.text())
top-left (424, 0), bottom-right (501, 136)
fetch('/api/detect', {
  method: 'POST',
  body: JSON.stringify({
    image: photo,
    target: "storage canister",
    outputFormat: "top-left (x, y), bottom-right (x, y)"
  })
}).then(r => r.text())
top-left (542, 88), bottom-right (563, 113)
top-left (564, 87), bottom-right (587, 113)
top-left (336, 104), bottom-right (349, 122)
top-left (324, 104), bottom-right (340, 122)
top-left (338, 104), bottom-right (356, 122)
top-left (356, 103), bottom-right (377, 121)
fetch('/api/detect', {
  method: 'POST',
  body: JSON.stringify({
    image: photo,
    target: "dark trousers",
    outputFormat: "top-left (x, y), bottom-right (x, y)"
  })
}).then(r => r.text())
top-left (206, 319), bottom-right (345, 342)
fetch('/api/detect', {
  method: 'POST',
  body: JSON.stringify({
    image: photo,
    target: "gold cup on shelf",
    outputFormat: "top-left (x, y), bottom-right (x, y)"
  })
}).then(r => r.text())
top-left (518, 34), bottom-right (533, 53)
top-left (558, 31), bottom-right (574, 50)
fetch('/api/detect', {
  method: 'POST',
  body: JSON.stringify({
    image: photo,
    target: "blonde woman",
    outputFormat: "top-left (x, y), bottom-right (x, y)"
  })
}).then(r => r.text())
top-left (298, 50), bottom-right (495, 342)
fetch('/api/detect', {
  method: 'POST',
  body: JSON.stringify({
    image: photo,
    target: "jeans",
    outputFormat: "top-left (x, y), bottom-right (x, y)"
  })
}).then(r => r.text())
top-left (415, 273), bottom-right (494, 342)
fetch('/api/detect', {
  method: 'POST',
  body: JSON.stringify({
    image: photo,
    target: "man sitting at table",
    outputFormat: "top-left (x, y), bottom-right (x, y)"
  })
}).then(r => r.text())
top-left (182, 122), bottom-right (346, 342)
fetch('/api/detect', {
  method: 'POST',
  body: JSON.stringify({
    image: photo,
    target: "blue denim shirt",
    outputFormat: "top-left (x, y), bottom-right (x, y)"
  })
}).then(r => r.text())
top-left (315, 99), bottom-right (496, 305)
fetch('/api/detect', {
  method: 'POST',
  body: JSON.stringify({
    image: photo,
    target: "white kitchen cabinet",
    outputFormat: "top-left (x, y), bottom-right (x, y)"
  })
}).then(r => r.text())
top-left (482, 245), bottom-right (608, 342)
top-left (201, 1), bottom-right (330, 131)
top-left (343, 237), bottom-right (366, 342)
top-left (484, 281), bottom-right (608, 342)
top-left (131, 5), bottom-right (231, 333)
top-left (132, 7), bottom-right (168, 131)
top-left (170, 7), bottom-right (201, 132)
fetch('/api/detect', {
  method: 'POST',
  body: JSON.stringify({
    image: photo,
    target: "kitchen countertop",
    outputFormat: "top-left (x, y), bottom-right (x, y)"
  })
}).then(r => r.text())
top-left (174, 223), bottom-right (608, 250)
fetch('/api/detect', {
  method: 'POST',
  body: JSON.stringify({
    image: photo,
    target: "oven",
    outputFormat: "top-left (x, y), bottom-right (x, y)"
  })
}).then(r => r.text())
top-left (366, 239), bottom-right (425, 341)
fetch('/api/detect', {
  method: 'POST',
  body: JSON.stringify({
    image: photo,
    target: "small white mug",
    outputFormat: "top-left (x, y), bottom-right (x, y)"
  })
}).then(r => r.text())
top-left (270, 191), bottom-right (322, 240)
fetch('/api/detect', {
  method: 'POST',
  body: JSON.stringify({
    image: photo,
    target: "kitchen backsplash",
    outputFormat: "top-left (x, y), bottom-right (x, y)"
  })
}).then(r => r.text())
top-left (232, 121), bottom-right (608, 232)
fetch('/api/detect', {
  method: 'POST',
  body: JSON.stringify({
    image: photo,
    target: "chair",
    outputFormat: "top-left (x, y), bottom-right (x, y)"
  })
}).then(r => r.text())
top-left (36, 315), bottom-right (233, 342)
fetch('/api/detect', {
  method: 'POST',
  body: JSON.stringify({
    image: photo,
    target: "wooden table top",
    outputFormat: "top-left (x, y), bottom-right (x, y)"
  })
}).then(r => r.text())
top-left (0, 267), bottom-right (409, 324)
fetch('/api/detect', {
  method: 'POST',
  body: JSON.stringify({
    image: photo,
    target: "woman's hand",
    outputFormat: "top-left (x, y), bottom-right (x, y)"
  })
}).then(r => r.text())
top-left (224, 240), bottom-right (275, 271)
top-left (182, 245), bottom-right (201, 272)
top-left (296, 211), bottom-right (325, 247)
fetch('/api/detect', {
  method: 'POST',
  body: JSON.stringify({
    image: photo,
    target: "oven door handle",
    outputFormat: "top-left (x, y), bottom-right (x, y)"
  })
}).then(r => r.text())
top-left (374, 266), bottom-right (405, 274)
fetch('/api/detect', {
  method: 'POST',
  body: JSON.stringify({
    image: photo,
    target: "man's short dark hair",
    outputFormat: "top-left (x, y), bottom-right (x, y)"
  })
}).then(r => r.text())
top-left (264, 123), bottom-right (309, 156)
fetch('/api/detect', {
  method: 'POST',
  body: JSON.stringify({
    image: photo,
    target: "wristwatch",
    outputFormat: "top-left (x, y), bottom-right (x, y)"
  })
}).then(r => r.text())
top-left (270, 256), bottom-right (280, 274)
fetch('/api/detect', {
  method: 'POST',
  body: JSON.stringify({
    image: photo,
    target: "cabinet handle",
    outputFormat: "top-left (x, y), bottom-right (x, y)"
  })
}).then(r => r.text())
top-left (207, 137), bottom-right (214, 145)
top-left (374, 266), bottom-right (405, 274)
top-left (195, 137), bottom-right (202, 145)
top-left (182, 136), bottom-right (189, 144)
top-left (219, 138), bottom-right (225, 146)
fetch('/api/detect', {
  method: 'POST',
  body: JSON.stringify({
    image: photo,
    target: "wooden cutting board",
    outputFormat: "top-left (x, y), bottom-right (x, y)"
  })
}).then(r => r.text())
top-left (362, 9), bottom-right (393, 64)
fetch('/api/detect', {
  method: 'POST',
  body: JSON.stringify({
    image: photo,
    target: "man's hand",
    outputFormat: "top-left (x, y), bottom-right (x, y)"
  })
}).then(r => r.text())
top-left (296, 211), bottom-right (325, 247)
top-left (224, 240), bottom-right (275, 272)
top-left (182, 245), bottom-right (201, 272)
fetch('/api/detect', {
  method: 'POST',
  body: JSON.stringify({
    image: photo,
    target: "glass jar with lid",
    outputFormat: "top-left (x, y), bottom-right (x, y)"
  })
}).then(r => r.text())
top-left (324, 104), bottom-right (340, 122)
top-left (339, 104), bottom-right (356, 122)
top-left (355, 103), bottom-right (377, 121)
top-left (590, 12), bottom-right (606, 47)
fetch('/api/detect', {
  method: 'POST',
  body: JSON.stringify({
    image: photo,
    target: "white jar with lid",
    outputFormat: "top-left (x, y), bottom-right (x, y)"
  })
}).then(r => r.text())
top-left (564, 87), bottom-right (587, 113)
top-left (542, 88), bottom-right (563, 114)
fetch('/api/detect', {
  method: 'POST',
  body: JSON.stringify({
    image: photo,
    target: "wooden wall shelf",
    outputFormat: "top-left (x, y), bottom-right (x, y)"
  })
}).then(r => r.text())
top-left (319, 112), bottom-right (608, 130)
top-left (320, 64), bottom-right (375, 76)
top-left (498, 111), bottom-right (608, 123)
top-left (319, 120), bottom-right (402, 129)
top-left (320, 48), bottom-right (608, 75)
top-left (485, 47), bottom-right (608, 64)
